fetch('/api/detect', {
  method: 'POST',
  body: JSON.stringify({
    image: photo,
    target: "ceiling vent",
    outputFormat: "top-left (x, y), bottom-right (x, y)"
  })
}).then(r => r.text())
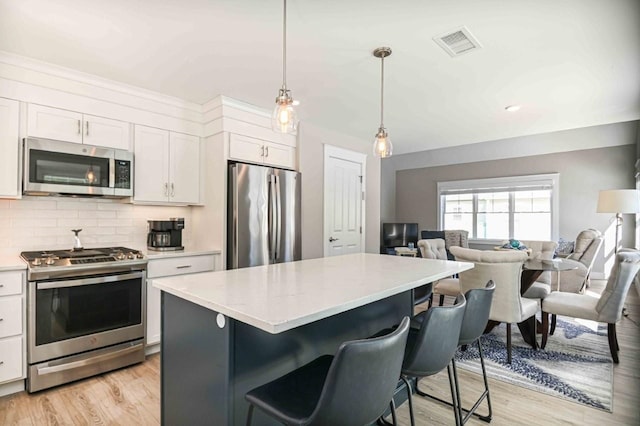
top-left (433, 26), bottom-right (482, 57)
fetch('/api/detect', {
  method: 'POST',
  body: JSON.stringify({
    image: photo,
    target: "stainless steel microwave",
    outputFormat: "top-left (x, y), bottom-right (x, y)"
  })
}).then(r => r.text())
top-left (23, 137), bottom-right (133, 197)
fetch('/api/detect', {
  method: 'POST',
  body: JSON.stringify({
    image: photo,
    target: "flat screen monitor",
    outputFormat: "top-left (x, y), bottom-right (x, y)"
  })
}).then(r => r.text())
top-left (382, 223), bottom-right (419, 248)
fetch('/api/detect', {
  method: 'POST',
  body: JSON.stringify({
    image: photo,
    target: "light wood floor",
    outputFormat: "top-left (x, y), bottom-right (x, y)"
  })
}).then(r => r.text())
top-left (1, 281), bottom-right (638, 425)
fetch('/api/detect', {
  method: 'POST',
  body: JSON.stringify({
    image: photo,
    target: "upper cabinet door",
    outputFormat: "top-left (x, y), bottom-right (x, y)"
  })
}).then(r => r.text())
top-left (169, 133), bottom-right (200, 204)
top-left (134, 125), bottom-right (170, 203)
top-left (83, 114), bottom-right (130, 150)
top-left (0, 98), bottom-right (20, 197)
top-left (27, 104), bottom-right (83, 144)
top-left (229, 134), bottom-right (265, 164)
top-left (262, 141), bottom-right (295, 169)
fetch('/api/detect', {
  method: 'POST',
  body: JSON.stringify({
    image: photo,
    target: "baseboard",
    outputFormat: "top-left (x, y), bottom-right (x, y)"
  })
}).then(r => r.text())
top-left (0, 379), bottom-right (25, 397)
top-left (145, 343), bottom-right (160, 356)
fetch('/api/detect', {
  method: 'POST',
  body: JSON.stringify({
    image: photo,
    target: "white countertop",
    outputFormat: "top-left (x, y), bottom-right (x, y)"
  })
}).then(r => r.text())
top-left (154, 253), bottom-right (473, 334)
top-left (0, 255), bottom-right (27, 271)
top-left (142, 247), bottom-right (221, 260)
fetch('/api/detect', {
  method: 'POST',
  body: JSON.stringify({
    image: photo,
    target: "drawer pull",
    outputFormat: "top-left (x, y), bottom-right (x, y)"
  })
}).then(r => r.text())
top-left (0, 284), bottom-right (4, 287)
top-left (0, 361), bottom-right (3, 366)
top-left (176, 265), bottom-right (192, 269)
top-left (0, 318), bottom-right (3, 322)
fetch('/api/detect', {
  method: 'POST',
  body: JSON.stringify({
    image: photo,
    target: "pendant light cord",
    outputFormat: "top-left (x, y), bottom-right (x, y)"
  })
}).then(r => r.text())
top-left (380, 53), bottom-right (385, 128)
top-left (282, 0), bottom-right (287, 90)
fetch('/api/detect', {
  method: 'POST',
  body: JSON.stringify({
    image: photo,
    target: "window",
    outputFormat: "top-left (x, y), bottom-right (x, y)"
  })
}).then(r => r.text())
top-left (438, 174), bottom-right (559, 242)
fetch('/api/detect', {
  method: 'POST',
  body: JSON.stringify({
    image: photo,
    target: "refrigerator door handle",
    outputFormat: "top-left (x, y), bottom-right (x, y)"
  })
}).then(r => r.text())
top-left (274, 174), bottom-right (282, 262)
top-left (268, 174), bottom-right (278, 263)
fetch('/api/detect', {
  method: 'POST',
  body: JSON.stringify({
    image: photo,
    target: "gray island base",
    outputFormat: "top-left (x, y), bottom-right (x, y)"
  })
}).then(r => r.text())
top-left (155, 253), bottom-right (473, 425)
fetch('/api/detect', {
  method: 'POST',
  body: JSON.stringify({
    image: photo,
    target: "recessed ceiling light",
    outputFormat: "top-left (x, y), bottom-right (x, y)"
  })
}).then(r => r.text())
top-left (505, 105), bottom-right (521, 112)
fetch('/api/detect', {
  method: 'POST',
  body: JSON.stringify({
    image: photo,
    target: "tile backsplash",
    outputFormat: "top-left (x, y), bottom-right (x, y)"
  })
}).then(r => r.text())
top-left (0, 197), bottom-right (193, 255)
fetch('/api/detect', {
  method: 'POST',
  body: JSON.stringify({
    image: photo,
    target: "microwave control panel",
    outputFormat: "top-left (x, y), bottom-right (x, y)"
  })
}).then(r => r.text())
top-left (114, 160), bottom-right (132, 189)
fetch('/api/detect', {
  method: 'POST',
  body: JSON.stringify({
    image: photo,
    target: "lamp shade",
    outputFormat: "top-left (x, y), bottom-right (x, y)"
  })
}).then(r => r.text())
top-left (596, 189), bottom-right (640, 213)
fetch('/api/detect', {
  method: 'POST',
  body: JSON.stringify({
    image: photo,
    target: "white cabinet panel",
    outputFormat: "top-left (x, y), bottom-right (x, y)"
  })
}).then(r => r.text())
top-left (134, 125), bottom-right (170, 203)
top-left (27, 104), bottom-right (130, 150)
top-left (27, 104), bottom-right (83, 144)
top-left (83, 114), bottom-right (130, 150)
top-left (0, 98), bottom-right (20, 198)
top-left (146, 254), bottom-right (216, 346)
top-left (134, 125), bottom-right (200, 204)
top-left (169, 133), bottom-right (200, 204)
top-left (0, 337), bottom-right (22, 384)
top-left (0, 272), bottom-right (22, 297)
top-left (229, 133), bottom-right (295, 169)
top-left (0, 297), bottom-right (22, 339)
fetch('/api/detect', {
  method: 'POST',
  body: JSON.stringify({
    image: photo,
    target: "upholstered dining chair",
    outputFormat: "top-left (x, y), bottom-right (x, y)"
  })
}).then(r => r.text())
top-left (519, 240), bottom-right (558, 299)
top-left (541, 249), bottom-right (640, 363)
top-left (551, 229), bottom-right (604, 293)
top-left (450, 246), bottom-right (536, 363)
top-left (417, 238), bottom-right (460, 306)
top-left (245, 317), bottom-right (411, 426)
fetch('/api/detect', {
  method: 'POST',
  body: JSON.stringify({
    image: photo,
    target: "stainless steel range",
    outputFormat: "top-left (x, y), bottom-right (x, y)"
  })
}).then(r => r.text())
top-left (21, 246), bottom-right (147, 393)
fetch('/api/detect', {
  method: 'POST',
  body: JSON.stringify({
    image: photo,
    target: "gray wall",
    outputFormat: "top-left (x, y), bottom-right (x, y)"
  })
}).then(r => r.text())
top-left (382, 121), bottom-right (640, 277)
top-left (298, 121), bottom-right (381, 260)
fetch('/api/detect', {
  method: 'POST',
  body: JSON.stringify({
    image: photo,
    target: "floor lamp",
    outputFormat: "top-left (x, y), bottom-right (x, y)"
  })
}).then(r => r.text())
top-left (596, 189), bottom-right (640, 254)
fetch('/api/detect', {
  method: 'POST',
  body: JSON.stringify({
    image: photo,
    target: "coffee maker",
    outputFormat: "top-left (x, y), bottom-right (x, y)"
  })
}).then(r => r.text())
top-left (147, 218), bottom-right (185, 251)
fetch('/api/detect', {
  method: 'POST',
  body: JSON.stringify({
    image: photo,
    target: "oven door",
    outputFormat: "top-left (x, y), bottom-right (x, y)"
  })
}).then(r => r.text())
top-left (28, 271), bottom-right (145, 364)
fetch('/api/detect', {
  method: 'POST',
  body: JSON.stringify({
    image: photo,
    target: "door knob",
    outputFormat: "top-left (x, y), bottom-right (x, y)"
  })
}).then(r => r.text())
top-left (329, 237), bottom-right (339, 242)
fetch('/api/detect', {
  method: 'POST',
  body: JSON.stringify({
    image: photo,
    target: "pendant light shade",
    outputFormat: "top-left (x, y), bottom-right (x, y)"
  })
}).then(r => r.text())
top-left (272, 0), bottom-right (298, 133)
top-left (373, 47), bottom-right (393, 158)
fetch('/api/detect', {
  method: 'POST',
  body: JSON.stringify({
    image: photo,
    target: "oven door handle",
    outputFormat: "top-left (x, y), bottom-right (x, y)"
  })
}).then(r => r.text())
top-left (37, 271), bottom-right (144, 290)
top-left (36, 343), bottom-right (143, 375)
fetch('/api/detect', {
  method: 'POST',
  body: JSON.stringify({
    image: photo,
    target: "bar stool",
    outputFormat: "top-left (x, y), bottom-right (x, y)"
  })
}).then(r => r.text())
top-left (244, 317), bottom-right (410, 426)
top-left (398, 295), bottom-right (467, 426)
top-left (415, 280), bottom-right (496, 424)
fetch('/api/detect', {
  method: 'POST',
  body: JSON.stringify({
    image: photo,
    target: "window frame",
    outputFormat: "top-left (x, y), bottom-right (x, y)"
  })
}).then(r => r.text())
top-left (437, 173), bottom-right (559, 244)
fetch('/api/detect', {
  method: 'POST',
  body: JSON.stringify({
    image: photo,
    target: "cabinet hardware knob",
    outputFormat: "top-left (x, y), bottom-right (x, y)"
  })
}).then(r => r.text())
top-left (171, 183), bottom-right (175, 197)
top-left (329, 237), bottom-right (339, 242)
top-left (265, 146), bottom-right (269, 157)
top-left (164, 182), bottom-right (168, 196)
top-left (77, 120), bottom-right (81, 135)
top-left (86, 121), bottom-right (89, 136)
top-left (0, 284), bottom-right (4, 287)
top-left (0, 318), bottom-right (3, 322)
top-left (0, 361), bottom-right (4, 365)
top-left (176, 265), bottom-right (192, 269)
top-left (261, 146), bottom-right (265, 157)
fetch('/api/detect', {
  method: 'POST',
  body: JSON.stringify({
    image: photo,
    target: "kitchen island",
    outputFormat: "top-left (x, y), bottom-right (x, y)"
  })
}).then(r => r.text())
top-left (154, 253), bottom-right (473, 425)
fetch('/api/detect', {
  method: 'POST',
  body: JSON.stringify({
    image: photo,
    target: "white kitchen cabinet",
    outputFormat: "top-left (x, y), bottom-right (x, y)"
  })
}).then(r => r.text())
top-left (229, 133), bottom-right (295, 169)
top-left (134, 125), bottom-right (200, 204)
top-left (27, 104), bottom-right (130, 149)
top-left (0, 98), bottom-right (20, 198)
top-left (146, 253), bottom-right (217, 347)
top-left (0, 270), bottom-right (25, 387)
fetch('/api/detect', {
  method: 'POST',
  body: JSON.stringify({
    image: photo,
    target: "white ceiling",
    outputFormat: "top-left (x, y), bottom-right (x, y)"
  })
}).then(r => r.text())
top-left (1, 0), bottom-right (639, 155)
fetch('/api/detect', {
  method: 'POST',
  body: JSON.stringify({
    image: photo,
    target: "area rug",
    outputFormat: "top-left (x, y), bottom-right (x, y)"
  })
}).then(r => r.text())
top-left (455, 316), bottom-right (613, 411)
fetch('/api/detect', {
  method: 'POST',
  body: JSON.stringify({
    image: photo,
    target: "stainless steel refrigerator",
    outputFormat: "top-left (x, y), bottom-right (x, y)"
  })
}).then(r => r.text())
top-left (227, 162), bottom-right (301, 269)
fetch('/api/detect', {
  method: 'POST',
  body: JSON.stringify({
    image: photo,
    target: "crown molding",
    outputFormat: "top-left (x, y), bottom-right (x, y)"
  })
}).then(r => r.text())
top-left (202, 95), bottom-right (270, 118)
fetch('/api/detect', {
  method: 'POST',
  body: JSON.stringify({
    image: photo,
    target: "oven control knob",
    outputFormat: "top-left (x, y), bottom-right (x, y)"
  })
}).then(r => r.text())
top-left (45, 257), bottom-right (56, 265)
top-left (127, 252), bottom-right (136, 260)
top-left (115, 252), bottom-right (126, 261)
top-left (32, 258), bottom-right (42, 266)
top-left (136, 253), bottom-right (144, 259)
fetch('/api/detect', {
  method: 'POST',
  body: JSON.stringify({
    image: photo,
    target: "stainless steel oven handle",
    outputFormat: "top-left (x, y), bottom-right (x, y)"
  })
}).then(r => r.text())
top-left (36, 343), bottom-right (142, 375)
top-left (37, 271), bottom-right (144, 290)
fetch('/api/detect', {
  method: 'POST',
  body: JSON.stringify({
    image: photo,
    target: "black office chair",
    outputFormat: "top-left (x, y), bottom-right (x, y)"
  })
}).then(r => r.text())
top-left (244, 316), bottom-right (411, 426)
top-left (415, 280), bottom-right (496, 424)
top-left (399, 294), bottom-right (467, 426)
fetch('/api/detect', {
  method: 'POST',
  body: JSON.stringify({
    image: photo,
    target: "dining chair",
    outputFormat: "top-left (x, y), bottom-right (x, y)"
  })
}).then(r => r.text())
top-left (450, 246), bottom-right (536, 363)
top-left (551, 229), bottom-right (604, 293)
top-left (519, 240), bottom-right (558, 299)
top-left (244, 317), bottom-right (410, 426)
top-left (541, 249), bottom-right (640, 363)
top-left (417, 238), bottom-right (460, 306)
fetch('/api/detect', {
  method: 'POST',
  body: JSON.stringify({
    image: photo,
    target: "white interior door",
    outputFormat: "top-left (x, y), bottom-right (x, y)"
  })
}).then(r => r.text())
top-left (324, 145), bottom-right (366, 257)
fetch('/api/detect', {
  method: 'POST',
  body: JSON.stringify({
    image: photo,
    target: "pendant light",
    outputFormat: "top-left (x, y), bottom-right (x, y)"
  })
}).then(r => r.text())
top-left (372, 47), bottom-right (393, 158)
top-left (272, 0), bottom-right (298, 133)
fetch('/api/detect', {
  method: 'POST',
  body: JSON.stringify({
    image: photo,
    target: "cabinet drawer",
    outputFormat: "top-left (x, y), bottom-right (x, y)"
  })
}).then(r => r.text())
top-left (147, 255), bottom-right (215, 278)
top-left (0, 271), bottom-right (22, 296)
top-left (0, 336), bottom-right (23, 384)
top-left (0, 297), bottom-right (22, 339)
